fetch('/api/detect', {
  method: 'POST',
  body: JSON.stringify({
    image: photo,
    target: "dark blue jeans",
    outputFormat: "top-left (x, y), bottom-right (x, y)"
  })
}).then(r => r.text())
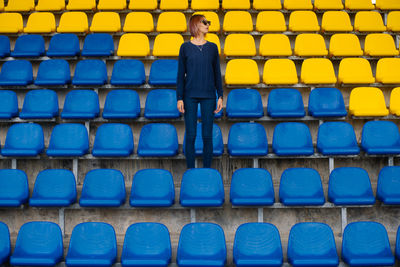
top-left (184, 97), bottom-right (215, 169)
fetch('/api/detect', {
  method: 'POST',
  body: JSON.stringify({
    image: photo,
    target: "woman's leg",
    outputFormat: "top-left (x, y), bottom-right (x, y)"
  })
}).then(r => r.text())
top-left (200, 98), bottom-right (216, 168)
top-left (184, 97), bottom-right (198, 169)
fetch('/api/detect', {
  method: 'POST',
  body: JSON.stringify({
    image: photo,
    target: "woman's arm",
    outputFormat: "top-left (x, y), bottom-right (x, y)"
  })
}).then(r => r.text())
top-left (213, 46), bottom-right (223, 100)
top-left (176, 44), bottom-right (186, 101)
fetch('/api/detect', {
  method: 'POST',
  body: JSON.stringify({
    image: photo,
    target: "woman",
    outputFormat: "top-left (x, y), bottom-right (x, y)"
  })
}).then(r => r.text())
top-left (177, 14), bottom-right (223, 169)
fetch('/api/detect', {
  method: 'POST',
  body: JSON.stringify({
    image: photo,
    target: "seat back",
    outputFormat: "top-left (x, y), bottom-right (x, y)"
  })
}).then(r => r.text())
top-left (289, 11), bottom-right (320, 31)
top-left (97, 0), bottom-right (127, 10)
top-left (111, 59), bottom-right (145, 85)
top-left (329, 33), bottom-right (363, 56)
top-left (62, 90), bottom-right (100, 119)
top-left (24, 12), bottom-right (56, 33)
top-left (338, 58), bottom-right (375, 84)
top-left (263, 59), bottom-right (298, 85)
top-left (314, 0), bottom-right (344, 10)
top-left (148, 59), bottom-right (178, 85)
top-left (0, 90), bottom-right (18, 119)
top-left (66, 0), bottom-right (96, 10)
top-left (156, 12), bottom-right (187, 32)
top-left (228, 122), bottom-right (268, 156)
top-left (183, 123), bottom-right (224, 156)
top-left (226, 88), bottom-right (264, 118)
top-left (47, 123), bottom-right (89, 156)
top-left (35, 0), bottom-right (65, 11)
top-left (2, 123), bottom-right (44, 157)
top-left (223, 11), bottom-right (253, 32)
top-left (354, 11), bottom-right (386, 32)
top-left (387, 11), bottom-right (400, 31)
top-left (57, 12), bottom-right (89, 33)
top-left (272, 122), bottom-right (313, 155)
top-left (308, 87), bottom-right (347, 117)
top-left (20, 89), bottom-right (59, 119)
top-left (0, 169), bottom-right (28, 206)
top-left (0, 13), bottom-right (23, 33)
top-left (317, 121), bottom-right (359, 155)
top-left (224, 34), bottom-right (256, 56)
top-left (376, 58), bottom-right (400, 84)
top-left (301, 58), bottom-right (337, 84)
top-left (389, 87), bottom-right (400, 116)
top-left (345, 0), bottom-right (375, 10)
top-left (0, 60), bottom-right (33, 86)
top-left (128, 0), bottom-right (158, 9)
top-left (256, 11), bottom-right (287, 32)
top-left (284, 0), bottom-right (313, 9)
top-left (137, 123), bottom-right (179, 157)
top-left (349, 87), bottom-right (388, 116)
top-left (123, 12), bottom-right (154, 32)
top-left (294, 33), bottom-right (328, 56)
top-left (193, 12), bottom-right (221, 32)
top-left (11, 34), bottom-right (45, 57)
top-left (72, 59), bottom-right (107, 85)
top-left (90, 12), bottom-right (121, 32)
top-left (225, 59), bottom-right (259, 85)
top-left (321, 11), bottom-right (353, 32)
top-left (377, 166), bottom-right (400, 204)
top-left (47, 33), bottom-right (80, 56)
top-left (153, 33), bottom-right (183, 56)
top-left (361, 120), bottom-right (400, 154)
top-left (103, 89), bottom-right (141, 119)
top-left (259, 34), bottom-right (292, 56)
top-left (144, 89), bottom-right (180, 119)
top-left (82, 33), bottom-right (114, 56)
top-left (364, 33), bottom-right (399, 56)
top-left (267, 88), bottom-right (305, 117)
top-left (34, 59), bottom-right (71, 85)
top-left (5, 0), bottom-right (34, 11)
top-left (117, 33), bottom-right (150, 56)
top-left (191, 0), bottom-right (219, 10)
top-left (92, 123), bottom-right (134, 157)
top-left (0, 35), bottom-right (10, 57)
top-left (253, 0), bottom-right (282, 9)
top-left (159, 0), bottom-right (188, 10)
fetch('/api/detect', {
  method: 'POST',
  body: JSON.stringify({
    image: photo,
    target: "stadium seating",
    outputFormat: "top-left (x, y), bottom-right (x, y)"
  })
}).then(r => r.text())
top-left (29, 169), bottom-right (77, 207)
top-left (294, 34), bottom-right (328, 56)
top-left (317, 122), bottom-right (360, 155)
top-left (273, 122), bottom-right (313, 156)
top-left (137, 123), bottom-right (179, 157)
top-left (387, 11), bottom-right (400, 31)
top-left (0, 13), bottom-right (23, 33)
top-left (253, 0), bottom-right (282, 9)
top-left (102, 90), bottom-right (141, 119)
top-left (35, 0), bottom-right (65, 11)
top-left (301, 58), bottom-right (337, 84)
top-left (123, 12), bottom-right (154, 32)
top-left (121, 223), bottom-right (172, 266)
top-left (376, 58), bottom-right (400, 84)
top-left (177, 223), bottom-right (226, 267)
top-left (279, 168), bottom-right (325, 205)
top-left (157, 12), bottom-right (187, 32)
top-left (233, 223), bottom-right (283, 267)
top-left (71, 59), bottom-right (108, 85)
top-left (342, 222), bottom-right (394, 266)
top-left (24, 12), bottom-right (56, 33)
top-left (361, 120), bottom-right (400, 154)
top-left (10, 222), bottom-right (63, 266)
top-left (228, 122), bottom-right (268, 156)
top-left (11, 35), bottom-right (45, 57)
top-left (263, 59), bottom-right (298, 85)
top-left (223, 11), bottom-right (253, 32)
top-left (267, 88), bottom-right (305, 117)
top-left (1, 123), bottom-right (44, 157)
top-left (390, 87), bottom-right (400, 116)
top-left (314, 0), bottom-right (344, 10)
top-left (0, 60), bottom-right (33, 86)
top-left (224, 34), bottom-right (256, 56)
top-left (144, 89), bottom-right (180, 119)
top-left (46, 123), bottom-right (89, 157)
top-left (66, 0), bottom-right (96, 10)
top-left (148, 59), bottom-right (178, 85)
top-left (191, 0), bottom-right (219, 10)
top-left (0, 35), bottom-right (10, 57)
top-left (345, 0), bottom-right (375, 10)
top-left (222, 0), bottom-right (250, 9)
top-left (259, 34), bottom-right (292, 56)
top-left (81, 33), bottom-right (114, 56)
top-left (230, 168), bottom-right (275, 206)
top-left (66, 222), bottom-right (117, 266)
top-left (354, 11), bottom-right (386, 32)
top-left (364, 33), bottom-right (399, 56)
top-left (128, 0), bottom-right (157, 10)
top-left (256, 11), bottom-right (287, 32)
top-left (183, 123), bottom-right (224, 156)
top-left (225, 59), bottom-right (259, 85)
top-left (289, 11), bottom-right (320, 32)
top-left (193, 12), bottom-right (220, 32)
top-left (57, 12), bottom-right (89, 33)
top-left (321, 11), bottom-right (353, 32)
top-left (152, 33), bottom-right (183, 56)
top-left (61, 90), bottom-right (100, 119)
top-left (376, 0), bottom-right (400, 9)
top-left (20, 89), bottom-right (59, 119)
top-left (4, 0), bottom-right (34, 11)
top-left (0, 90), bottom-right (18, 119)
top-left (80, 169), bottom-right (126, 207)
top-left (338, 58), bottom-right (375, 84)
top-left (226, 89), bottom-right (264, 118)
top-left (34, 59), bottom-right (71, 85)
top-left (159, 0), bottom-right (188, 10)
top-left (97, 0), bottom-right (126, 10)
top-left (110, 59), bottom-right (146, 85)
top-left (130, 169), bottom-right (175, 207)
top-left (329, 34), bottom-right (363, 57)
top-left (0, 169), bottom-right (28, 206)
top-left (377, 166), bottom-right (400, 204)
top-left (92, 123), bottom-right (134, 157)
top-left (349, 87), bottom-right (389, 116)
top-left (46, 34), bottom-right (80, 57)
top-left (0, 222), bottom-right (10, 264)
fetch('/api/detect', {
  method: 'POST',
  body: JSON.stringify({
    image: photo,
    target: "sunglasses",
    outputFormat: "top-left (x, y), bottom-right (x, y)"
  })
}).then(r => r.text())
top-left (201, 19), bottom-right (211, 26)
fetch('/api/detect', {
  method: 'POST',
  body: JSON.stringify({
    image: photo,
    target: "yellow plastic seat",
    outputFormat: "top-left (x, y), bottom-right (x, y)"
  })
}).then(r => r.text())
top-left (123, 12), bottom-right (154, 32)
top-left (294, 34), bottom-right (328, 56)
top-left (205, 33), bottom-right (221, 55)
top-left (263, 59), bottom-right (298, 85)
top-left (224, 34), bottom-right (256, 56)
top-left (338, 58), bottom-right (375, 84)
top-left (284, 0), bottom-right (313, 10)
top-left (256, 11), bottom-right (287, 32)
top-left (301, 58), bottom-right (337, 84)
top-left (0, 13), bottom-right (23, 33)
top-left (153, 33), bottom-right (184, 56)
top-left (259, 34), bottom-right (292, 56)
top-left (376, 58), bottom-right (400, 84)
top-left (90, 12), bottom-right (121, 32)
top-left (222, 0), bottom-right (250, 10)
top-left (193, 12), bottom-right (220, 32)
top-left (354, 11), bottom-right (387, 32)
top-left (289, 11), bottom-right (320, 32)
top-left (389, 87), bottom-right (400, 115)
top-left (376, 0), bottom-right (400, 10)
top-left (225, 59), bottom-right (259, 85)
top-left (329, 34), bottom-right (363, 57)
top-left (314, 0), bottom-right (344, 10)
top-left (5, 0), bottom-right (34, 11)
top-left (191, 0), bottom-right (219, 10)
top-left (0, 0), bottom-right (3, 11)
top-left (66, 0), bottom-right (96, 10)
top-left (364, 34), bottom-right (399, 56)
top-left (35, 0), bottom-right (65, 11)
top-left (321, 11), bottom-right (353, 32)
top-left (349, 87), bottom-right (389, 116)
top-left (128, 0), bottom-right (158, 10)
top-left (159, 0), bottom-right (188, 10)
top-left (345, 0), bottom-right (375, 10)
top-left (97, 0), bottom-right (127, 10)
top-left (387, 11), bottom-right (400, 32)
top-left (117, 33), bottom-right (150, 57)
top-left (223, 11), bottom-right (253, 32)
top-left (156, 12), bottom-right (187, 32)
top-left (253, 0), bottom-right (281, 10)
top-left (24, 12), bottom-right (56, 33)
top-left (57, 12), bottom-right (89, 33)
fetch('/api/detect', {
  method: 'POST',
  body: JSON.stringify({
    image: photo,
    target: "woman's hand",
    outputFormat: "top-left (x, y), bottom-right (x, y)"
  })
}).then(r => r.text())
top-left (214, 98), bottom-right (223, 114)
top-left (177, 100), bottom-right (185, 113)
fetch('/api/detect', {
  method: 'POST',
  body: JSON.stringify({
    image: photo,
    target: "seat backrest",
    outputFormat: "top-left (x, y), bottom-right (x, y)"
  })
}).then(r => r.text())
top-left (20, 89), bottom-right (59, 119)
top-left (97, 0), bottom-right (127, 10)
top-left (123, 12), bottom-right (154, 32)
top-left (300, 58), bottom-right (337, 84)
top-left (321, 11), bottom-right (353, 32)
top-left (62, 90), bottom-right (100, 119)
top-left (148, 59), bottom-right (178, 85)
top-left (34, 59), bottom-right (71, 86)
top-left (92, 123), bottom-right (134, 157)
top-left (0, 35), bottom-right (10, 57)
top-left (11, 34), bottom-right (45, 57)
top-left (47, 33), bottom-right (80, 56)
top-left (82, 33), bottom-right (114, 56)
top-left (329, 33), bottom-right (363, 56)
top-left (0, 169), bottom-right (28, 206)
top-left (364, 33), bottom-right (398, 56)
top-left (223, 11), bottom-right (253, 32)
top-left (103, 89), bottom-right (141, 119)
top-left (345, 0), bottom-right (375, 10)
top-left (183, 123), bottom-right (224, 156)
top-left (144, 89), bottom-right (179, 119)
top-left (24, 12), bottom-right (56, 33)
top-left (0, 60), bottom-right (33, 85)
top-left (117, 33), bottom-right (150, 57)
top-left (256, 11), bottom-right (287, 32)
top-left (308, 88), bottom-right (347, 117)
top-left (226, 88), bottom-right (264, 118)
top-left (338, 58), bottom-right (375, 84)
top-left (227, 122), bottom-right (268, 156)
top-left (110, 59), bottom-right (145, 85)
top-left (137, 123), bottom-right (179, 157)
top-left (191, 0), bottom-right (219, 10)
top-left (152, 33), bottom-right (183, 56)
top-left (159, 0), bottom-right (188, 10)
top-left (259, 34), bottom-right (292, 56)
top-left (57, 11), bottom-right (89, 33)
top-left (66, 0), bottom-right (96, 10)
top-left (289, 11), bottom-right (320, 32)
top-left (225, 59), bottom-right (260, 85)
top-left (294, 33), bottom-right (327, 56)
top-left (376, 58), bottom-right (400, 84)
top-left (90, 12), bottom-right (121, 32)
top-left (222, 0), bottom-right (250, 9)
top-left (193, 11), bottom-right (220, 32)
top-left (72, 59), bottom-right (108, 85)
top-left (129, 0), bottom-right (158, 9)
top-left (35, 0), bottom-right (65, 11)
top-left (284, 0), bottom-right (313, 10)
top-left (354, 11), bottom-right (386, 32)
top-left (263, 59), bottom-right (298, 85)
top-left (387, 11), bottom-right (400, 31)
top-left (317, 121), bottom-right (359, 155)
top-left (272, 122), bottom-right (313, 156)
top-left (267, 88), bottom-right (305, 117)
top-left (0, 13), bottom-right (23, 33)
top-left (224, 34), bottom-right (256, 56)
top-left (253, 0), bottom-right (282, 9)
top-left (377, 166), bottom-right (400, 204)
top-left (361, 120), bottom-right (400, 154)
top-left (314, 0), bottom-right (344, 10)
top-left (5, 0), bottom-right (34, 11)
top-left (2, 123), bottom-right (44, 156)
top-left (156, 12), bottom-right (187, 32)
top-left (349, 87), bottom-right (388, 116)
top-left (47, 123), bottom-right (89, 156)
top-left (376, 0), bottom-right (400, 10)
top-left (0, 90), bottom-right (18, 119)
top-left (390, 87), bottom-right (400, 116)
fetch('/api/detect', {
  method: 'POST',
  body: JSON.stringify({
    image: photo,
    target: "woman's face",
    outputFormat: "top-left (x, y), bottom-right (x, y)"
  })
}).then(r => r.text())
top-left (198, 17), bottom-right (210, 35)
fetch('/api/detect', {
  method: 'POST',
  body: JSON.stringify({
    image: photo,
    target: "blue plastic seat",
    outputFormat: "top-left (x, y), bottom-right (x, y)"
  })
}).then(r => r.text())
top-left (29, 169), bottom-right (76, 207)
top-left (329, 167), bottom-right (375, 205)
top-left (317, 121), bottom-right (360, 155)
top-left (47, 123), bottom-right (89, 156)
top-left (272, 122), bottom-right (314, 156)
top-left (80, 169), bottom-right (126, 207)
top-left (377, 166), bottom-right (400, 204)
top-left (342, 221), bottom-right (395, 266)
top-left (180, 168), bottom-right (224, 207)
top-left (0, 222), bottom-right (10, 265)
top-left (144, 89), bottom-right (180, 119)
top-left (396, 226), bottom-right (400, 261)
top-left (10, 222), bottom-right (63, 267)
top-left (34, 59), bottom-right (71, 85)
top-left (177, 223), bottom-right (226, 267)
top-left (137, 123), bottom-right (178, 157)
top-left (308, 87), bottom-right (347, 117)
top-left (1, 123), bottom-right (44, 157)
top-left (228, 122), bottom-right (268, 156)
top-left (0, 169), bottom-right (28, 207)
top-left (361, 120), bottom-right (400, 154)
top-left (148, 59), bottom-right (178, 85)
top-left (226, 89), bottom-right (264, 118)
top-left (130, 169), bottom-right (175, 207)
top-left (279, 168), bottom-right (325, 206)
top-left (230, 168), bottom-right (275, 206)
top-left (110, 59), bottom-right (146, 85)
top-left (72, 59), bottom-right (108, 85)
top-left (122, 223), bottom-right (172, 267)
top-left (183, 123), bottom-right (224, 156)
top-left (82, 33), bottom-right (114, 56)
top-left (11, 34), bottom-right (45, 57)
top-left (103, 90), bottom-right (141, 119)
top-left (61, 90), bottom-right (100, 119)
top-left (66, 222), bottom-right (117, 267)
top-left (267, 88), bottom-right (305, 118)
top-left (233, 223), bottom-right (283, 267)
top-left (46, 33), bottom-right (80, 57)
top-left (0, 90), bottom-right (18, 119)
top-left (20, 89), bottom-right (59, 119)
top-left (92, 123), bottom-right (134, 157)
top-left (0, 60), bottom-right (33, 86)
top-left (288, 222), bottom-right (339, 267)
top-left (0, 35), bottom-right (10, 57)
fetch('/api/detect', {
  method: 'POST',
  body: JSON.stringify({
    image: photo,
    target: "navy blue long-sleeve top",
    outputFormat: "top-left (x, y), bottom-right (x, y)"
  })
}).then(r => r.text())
top-left (176, 41), bottom-right (223, 101)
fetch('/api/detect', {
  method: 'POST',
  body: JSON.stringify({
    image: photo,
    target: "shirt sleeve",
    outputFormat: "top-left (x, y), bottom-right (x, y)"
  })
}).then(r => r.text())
top-left (176, 44), bottom-right (186, 101)
top-left (213, 45), bottom-right (223, 99)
